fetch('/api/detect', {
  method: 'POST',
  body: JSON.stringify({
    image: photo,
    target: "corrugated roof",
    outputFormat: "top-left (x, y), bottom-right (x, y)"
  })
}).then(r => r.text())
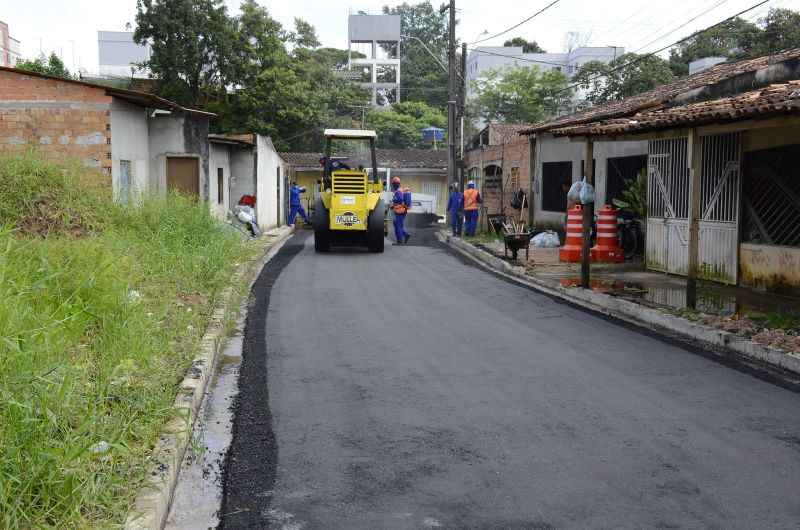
top-left (0, 66), bottom-right (215, 117)
top-left (550, 81), bottom-right (800, 137)
top-left (520, 48), bottom-right (800, 135)
top-left (280, 149), bottom-right (447, 169)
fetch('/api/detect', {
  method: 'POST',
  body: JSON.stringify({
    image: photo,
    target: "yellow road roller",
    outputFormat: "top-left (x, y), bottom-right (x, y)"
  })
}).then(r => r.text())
top-left (314, 129), bottom-right (387, 253)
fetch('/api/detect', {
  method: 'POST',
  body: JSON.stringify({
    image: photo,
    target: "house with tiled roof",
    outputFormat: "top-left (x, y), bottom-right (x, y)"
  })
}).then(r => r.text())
top-left (519, 49), bottom-right (800, 293)
top-left (281, 148), bottom-right (448, 217)
top-left (464, 123), bottom-right (536, 224)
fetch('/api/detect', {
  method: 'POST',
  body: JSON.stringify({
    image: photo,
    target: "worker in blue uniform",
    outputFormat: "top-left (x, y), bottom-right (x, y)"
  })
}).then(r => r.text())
top-left (287, 182), bottom-right (311, 226)
top-left (446, 183), bottom-right (463, 236)
top-left (462, 180), bottom-right (483, 237)
top-left (391, 176), bottom-right (410, 245)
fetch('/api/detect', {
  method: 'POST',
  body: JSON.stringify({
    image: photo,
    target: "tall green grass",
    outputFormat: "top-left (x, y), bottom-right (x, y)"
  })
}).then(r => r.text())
top-left (0, 151), bottom-right (254, 527)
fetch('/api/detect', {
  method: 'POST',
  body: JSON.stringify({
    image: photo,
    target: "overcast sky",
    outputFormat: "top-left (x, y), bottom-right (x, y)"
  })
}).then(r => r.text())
top-left (4, 0), bottom-right (798, 74)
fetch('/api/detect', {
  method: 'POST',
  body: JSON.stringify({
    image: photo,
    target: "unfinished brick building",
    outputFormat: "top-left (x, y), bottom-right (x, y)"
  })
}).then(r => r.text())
top-left (0, 67), bottom-right (214, 199)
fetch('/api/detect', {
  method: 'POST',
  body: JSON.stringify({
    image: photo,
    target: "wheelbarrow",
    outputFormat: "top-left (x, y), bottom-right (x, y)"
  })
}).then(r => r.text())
top-left (502, 221), bottom-right (532, 260)
top-left (504, 232), bottom-right (532, 260)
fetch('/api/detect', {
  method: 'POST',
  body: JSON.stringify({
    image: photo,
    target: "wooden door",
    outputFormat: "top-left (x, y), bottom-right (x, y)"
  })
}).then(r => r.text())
top-left (167, 157), bottom-right (199, 196)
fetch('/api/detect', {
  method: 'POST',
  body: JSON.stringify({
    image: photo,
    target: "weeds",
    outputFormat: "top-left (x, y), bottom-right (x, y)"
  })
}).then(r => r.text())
top-left (0, 152), bottom-right (256, 527)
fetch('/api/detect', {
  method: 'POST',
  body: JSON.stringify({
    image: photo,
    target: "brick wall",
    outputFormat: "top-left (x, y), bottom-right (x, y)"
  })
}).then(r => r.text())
top-left (464, 138), bottom-right (532, 225)
top-left (0, 70), bottom-right (113, 191)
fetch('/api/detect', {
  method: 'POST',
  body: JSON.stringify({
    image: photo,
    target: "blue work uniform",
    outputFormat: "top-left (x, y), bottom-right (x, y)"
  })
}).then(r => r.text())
top-left (287, 185), bottom-right (311, 225)
top-left (462, 187), bottom-right (483, 236)
top-left (392, 186), bottom-right (410, 244)
top-left (446, 190), bottom-right (463, 236)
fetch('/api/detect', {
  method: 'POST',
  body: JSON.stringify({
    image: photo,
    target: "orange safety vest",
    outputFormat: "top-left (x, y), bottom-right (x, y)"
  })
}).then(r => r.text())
top-left (463, 188), bottom-right (479, 210)
top-left (393, 189), bottom-right (408, 214)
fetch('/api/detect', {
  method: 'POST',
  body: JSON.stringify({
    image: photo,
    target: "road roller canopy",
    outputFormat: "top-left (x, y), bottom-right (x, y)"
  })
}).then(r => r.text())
top-left (323, 129), bottom-right (378, 141)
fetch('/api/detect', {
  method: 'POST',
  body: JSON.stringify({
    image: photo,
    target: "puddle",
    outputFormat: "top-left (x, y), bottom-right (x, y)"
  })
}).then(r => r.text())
top-left (165, 319), bottom-right (244, 529)
top-left (559, 275), bottom-right (800, 316)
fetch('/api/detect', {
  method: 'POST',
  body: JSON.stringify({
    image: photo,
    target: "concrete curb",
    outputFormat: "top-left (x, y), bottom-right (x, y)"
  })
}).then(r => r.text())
top-left (438, 232), bottom-right (800, 376)
top-left (124, 226), bottom-right (295, 530)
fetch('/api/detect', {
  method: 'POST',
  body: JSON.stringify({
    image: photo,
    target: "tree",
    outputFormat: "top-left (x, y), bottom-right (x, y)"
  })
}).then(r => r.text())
top-left (366, 101), bottom-right (447, 149)
top-left (291, 18), bottom-right (321, 49)
top-left (574, 52), bottom-right (675, 105)
top-left (16, 52), bottom-right (74, 79)
top-left (668, 17), bottom-right (760, 76)
top-left (469, 64), bottom-right (572, 124)
top-left (749, 8), bottom-right (800, 57)
top-left (383, 2), bottom-right (449, 108)
top-left (134, 0), bottom-right (236, 106)
top-left (563, 31), bottom-right (592, 53)
top-left (667, 8), bottom-right (800, 76)
top-left (503, 37), bottom-right (545, 53)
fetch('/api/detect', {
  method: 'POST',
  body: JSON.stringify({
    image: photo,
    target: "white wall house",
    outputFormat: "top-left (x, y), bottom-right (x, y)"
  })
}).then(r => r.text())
top-left (466, 45), bottom-right (623, 127)
top-left (98, 31), bottom-right (151, 77)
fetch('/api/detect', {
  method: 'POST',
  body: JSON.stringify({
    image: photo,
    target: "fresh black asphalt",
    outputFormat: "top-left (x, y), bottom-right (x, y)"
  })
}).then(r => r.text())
top-left (220, 229), bottom-right (800, 529)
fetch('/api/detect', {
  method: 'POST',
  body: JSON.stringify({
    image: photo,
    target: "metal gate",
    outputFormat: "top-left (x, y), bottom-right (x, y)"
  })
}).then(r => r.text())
top-left (646, 134), bottom-right (741, 283)
top-left (647, 138), bottom-right (689, 275)
top-left (698, 133), bottom-right (741, 284)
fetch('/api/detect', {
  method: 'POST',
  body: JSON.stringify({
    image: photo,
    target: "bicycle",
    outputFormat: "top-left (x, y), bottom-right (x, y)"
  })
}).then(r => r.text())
top-left (587, 210), bottom-right (642, 260)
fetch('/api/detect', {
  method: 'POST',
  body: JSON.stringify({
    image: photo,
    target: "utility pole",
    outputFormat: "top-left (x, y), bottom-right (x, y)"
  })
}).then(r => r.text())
top-left (459, 42), bottom-right (467, 189)
top-left (447, 0), bottom-right (457, 187)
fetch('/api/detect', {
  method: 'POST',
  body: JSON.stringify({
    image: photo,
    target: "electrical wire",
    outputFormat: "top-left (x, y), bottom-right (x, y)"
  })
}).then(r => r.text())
top-left (468, 0), bottom-right (563, 45)
top-left (630, 0), bottom-right (732, 54)
top-left (467, 0), bottom-right (776, 108)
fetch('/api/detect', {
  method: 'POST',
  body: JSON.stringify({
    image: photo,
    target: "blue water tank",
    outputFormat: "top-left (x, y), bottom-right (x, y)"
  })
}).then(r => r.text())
top-left (422, 127), bottom-right (444, 142)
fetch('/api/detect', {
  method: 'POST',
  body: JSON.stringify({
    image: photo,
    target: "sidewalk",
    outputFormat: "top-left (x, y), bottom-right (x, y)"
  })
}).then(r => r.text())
top-left (440, 231), bottom-right (800, 368)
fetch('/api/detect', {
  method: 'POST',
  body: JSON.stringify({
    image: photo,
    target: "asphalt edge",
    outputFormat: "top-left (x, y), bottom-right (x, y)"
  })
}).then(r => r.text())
top-left (437, 231), bottom-right (800, 377)
top-left (124, 226), bottom-right (295, 530)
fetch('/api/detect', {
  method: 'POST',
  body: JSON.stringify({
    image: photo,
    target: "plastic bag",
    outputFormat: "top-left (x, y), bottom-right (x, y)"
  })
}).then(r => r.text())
top-left (237, 210), bottom-right (253, 223)
top-left (579, 178), bottom-right (595, 204)
top-left (532, 230), bottom-right (561, 247)
top-left (567, 181), bottom-right (583, 203)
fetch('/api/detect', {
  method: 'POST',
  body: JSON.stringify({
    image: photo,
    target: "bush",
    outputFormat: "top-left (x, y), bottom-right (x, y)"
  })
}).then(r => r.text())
top-left (0, 152), bottom-right (254, 527)
top-left (0, 149), bottom-right (103, 236)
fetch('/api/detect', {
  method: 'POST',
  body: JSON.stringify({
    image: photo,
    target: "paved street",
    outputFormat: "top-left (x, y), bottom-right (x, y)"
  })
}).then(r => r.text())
top-left (218, 229), bottom-right (800, 529)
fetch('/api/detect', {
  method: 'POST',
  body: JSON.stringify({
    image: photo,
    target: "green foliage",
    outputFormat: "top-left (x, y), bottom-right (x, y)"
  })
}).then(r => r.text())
top-left (612, 168), bottom-right (647, 219)
top-left (383, 2), bottom-right (449, 108)
top-left (366, 101), bottom-right (447, 149)
top-left (668, 8), bottom-right (800, 76)
top-left (503, 37), bottom-right (545, 53)
top-left (0, 149), bottom-right (101, 236)
top-left (290, 17), bottom-right (321, 49)
top-left (0, 152), bottom-right (254, 527)
top-left (469, 64), bottom-right (572, 124)
top-left (574, 52), bottom-right (676, 105)
top-left (134, 0), bottom-right (236, 106)
top-left (15, 52), bottom-right (74, 79)
top-left (668, 18), bottom-right (760, 76)
top-left (764, 309), bottom-right (800, 330)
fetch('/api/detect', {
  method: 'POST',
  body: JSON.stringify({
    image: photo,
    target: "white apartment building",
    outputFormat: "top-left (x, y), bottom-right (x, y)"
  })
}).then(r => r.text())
top-left (0, 20), bottom-right (21, 67)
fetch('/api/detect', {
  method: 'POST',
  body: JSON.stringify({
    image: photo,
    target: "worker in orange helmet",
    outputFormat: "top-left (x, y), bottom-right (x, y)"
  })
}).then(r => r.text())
top-left (391, 176), bottom-right (410, 245)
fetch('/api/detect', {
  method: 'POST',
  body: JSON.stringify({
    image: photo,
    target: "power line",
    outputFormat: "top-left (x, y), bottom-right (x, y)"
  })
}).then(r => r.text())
top-left (468, 0), bottom-right (563, 45)
top-left (466, 47), bottom-right (574, 69)
top-left (631, 0), bottom-right (733, 54)
top-left (471, 0), bottom-right (776, 108)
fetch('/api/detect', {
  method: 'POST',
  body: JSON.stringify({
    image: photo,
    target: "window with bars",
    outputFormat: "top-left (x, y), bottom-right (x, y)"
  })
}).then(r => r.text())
top-left (541, 161), bottom-right (572, 212)
top-left (743, 144), bottom-right (800, 247)
top-left (484, 165), bottom-right (502, 188)
top-left (606, 155), bottom-right (647, 204)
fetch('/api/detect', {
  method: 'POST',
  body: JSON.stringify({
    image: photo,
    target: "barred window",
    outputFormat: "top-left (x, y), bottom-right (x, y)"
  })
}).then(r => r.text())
top-left (606, 155), bottom-right (647, 205)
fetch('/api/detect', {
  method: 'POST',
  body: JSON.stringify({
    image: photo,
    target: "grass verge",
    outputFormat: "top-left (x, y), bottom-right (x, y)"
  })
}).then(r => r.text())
top-left (0, 151), bottom-right (257, 528)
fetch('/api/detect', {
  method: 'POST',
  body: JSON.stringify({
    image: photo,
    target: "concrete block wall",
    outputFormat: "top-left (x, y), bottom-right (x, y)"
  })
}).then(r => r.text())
top-left (0, 70), bottom-right (111, 192)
